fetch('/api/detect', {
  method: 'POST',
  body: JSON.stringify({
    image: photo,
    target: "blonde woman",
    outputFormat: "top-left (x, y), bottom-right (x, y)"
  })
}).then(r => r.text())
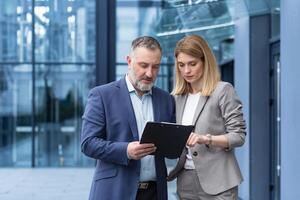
top-left (168, 35), bottom-right (246, 200)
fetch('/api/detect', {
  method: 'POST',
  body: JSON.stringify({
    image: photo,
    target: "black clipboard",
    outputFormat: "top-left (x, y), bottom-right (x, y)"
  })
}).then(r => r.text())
top-left (140, 122), bottom-right (194, 159)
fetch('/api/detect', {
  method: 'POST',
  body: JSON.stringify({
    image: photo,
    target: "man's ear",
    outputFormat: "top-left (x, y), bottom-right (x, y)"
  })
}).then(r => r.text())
top-left (126, 55), bottom-right (131, 66)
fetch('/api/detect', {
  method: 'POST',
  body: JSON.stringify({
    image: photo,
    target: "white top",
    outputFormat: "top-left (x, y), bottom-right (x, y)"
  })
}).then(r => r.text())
top-left (181, 93), bottom-right (201, 169)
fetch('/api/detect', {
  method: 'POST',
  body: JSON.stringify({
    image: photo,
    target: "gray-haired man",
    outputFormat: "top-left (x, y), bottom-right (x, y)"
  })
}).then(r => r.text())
top-left (81, 36), bottom-right (175, 200)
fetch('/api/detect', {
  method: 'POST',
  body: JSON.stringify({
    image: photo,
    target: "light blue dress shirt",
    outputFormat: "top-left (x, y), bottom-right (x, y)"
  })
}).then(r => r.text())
top-left (125, 75), bottom-right (156, 182)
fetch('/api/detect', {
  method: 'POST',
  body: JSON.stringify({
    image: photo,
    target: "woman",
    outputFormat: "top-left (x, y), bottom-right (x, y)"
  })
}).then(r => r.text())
top-left (168, 35), bottom-right (246, 200)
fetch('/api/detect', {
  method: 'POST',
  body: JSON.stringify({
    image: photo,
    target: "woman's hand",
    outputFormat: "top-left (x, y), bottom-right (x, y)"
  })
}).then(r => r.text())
top-left (187, 133), bottom-right (231, 148)
top-left (186, 132), bottom-right (209, 147)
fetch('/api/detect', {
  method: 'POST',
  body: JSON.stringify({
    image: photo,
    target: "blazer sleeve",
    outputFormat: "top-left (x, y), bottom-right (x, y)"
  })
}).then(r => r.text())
top-left (80, 87), bottom-right (129, 166)
top-left (219, 83), bottom-right (246, 149)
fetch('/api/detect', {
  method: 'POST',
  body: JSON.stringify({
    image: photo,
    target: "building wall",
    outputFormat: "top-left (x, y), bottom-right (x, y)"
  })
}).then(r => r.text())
top-left (234, 16), bottom-right (250, 200)
top-left (280, 1), bottom-right (300, 199)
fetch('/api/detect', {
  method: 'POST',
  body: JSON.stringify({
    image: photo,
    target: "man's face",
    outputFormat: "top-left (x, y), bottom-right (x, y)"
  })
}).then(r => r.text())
top-left (127, 47), bottom-right (161, 93)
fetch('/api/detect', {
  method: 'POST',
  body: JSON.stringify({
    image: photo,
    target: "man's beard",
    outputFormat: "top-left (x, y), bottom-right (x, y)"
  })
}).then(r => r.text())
top-left (129, 68), bottom-right (154, 92)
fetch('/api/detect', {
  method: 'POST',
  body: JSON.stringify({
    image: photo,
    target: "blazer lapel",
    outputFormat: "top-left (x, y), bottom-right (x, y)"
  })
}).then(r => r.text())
top-left (117, 78), bottom-right (139, 140)
top-left (176, 94), bottom-right (188, 124)
top-left (192, 95), bottom-right (208, 125)
top-left (166, 147), bottom-right (188, 181)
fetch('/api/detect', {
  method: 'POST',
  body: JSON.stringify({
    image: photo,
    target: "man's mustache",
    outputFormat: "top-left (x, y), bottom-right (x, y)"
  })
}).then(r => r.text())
top-left (140, 76), bottom-right (153, 82)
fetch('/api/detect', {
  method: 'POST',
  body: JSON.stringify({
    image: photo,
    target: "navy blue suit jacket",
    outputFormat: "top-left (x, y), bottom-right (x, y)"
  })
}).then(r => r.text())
top-left (81, 78), bottom-right (175, 200)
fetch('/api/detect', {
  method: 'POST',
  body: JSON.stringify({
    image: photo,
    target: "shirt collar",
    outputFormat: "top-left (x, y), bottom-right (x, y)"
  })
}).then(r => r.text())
top-left (125, 75), bottom-right (152, 95)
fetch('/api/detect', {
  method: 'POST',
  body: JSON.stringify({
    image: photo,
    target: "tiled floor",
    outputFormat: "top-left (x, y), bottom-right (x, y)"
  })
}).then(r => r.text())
top-left (0, 168), bottom-right (178, 200)
top-left (0, 168), bottom-right (93, 200)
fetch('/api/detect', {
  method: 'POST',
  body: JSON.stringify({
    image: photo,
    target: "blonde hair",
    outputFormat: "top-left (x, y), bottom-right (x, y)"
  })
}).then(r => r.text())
top-left (172, 35), bottom-right (220, 96)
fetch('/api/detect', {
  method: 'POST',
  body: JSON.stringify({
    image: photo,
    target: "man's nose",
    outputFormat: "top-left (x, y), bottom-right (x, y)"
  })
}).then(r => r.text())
top-left (145, 68), bottom-right (153, 78)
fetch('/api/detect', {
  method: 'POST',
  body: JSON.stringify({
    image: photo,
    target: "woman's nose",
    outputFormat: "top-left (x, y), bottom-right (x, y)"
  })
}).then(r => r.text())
top-left (184, 66), bottom-right (190, 74)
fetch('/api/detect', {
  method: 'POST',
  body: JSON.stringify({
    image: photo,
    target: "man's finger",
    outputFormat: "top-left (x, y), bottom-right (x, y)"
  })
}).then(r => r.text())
top-left (138, 143), bottom-right (155, 148)
top-left (136, 146), bottom-right (156, 155)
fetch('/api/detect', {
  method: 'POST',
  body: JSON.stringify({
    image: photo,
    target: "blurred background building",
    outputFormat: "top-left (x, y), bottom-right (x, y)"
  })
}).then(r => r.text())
top-left (0, 0), bottom-right (299, 199)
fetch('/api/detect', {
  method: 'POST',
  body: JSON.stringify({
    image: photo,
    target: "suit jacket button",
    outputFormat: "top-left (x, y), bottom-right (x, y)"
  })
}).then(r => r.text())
top-left (193, 151), bottom-right (198, 156)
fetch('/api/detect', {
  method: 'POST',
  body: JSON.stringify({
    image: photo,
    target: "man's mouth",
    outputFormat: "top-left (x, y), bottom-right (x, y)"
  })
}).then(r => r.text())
top-left (141, 79), bottom-right (153, 83)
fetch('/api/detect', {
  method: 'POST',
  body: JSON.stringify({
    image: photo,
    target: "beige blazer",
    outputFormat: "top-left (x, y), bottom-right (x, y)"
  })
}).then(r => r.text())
top-left (169, 81), bottom-right (246, 195)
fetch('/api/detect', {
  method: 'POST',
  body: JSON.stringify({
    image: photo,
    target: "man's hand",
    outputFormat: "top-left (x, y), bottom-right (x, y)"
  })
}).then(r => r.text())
top-left (127, 141), bottom-right (156, 160)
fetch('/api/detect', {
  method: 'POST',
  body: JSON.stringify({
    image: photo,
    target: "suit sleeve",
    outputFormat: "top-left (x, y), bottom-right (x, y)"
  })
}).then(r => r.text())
top-left (219, 83), bottom-right (246, 149)
top-left (81, 88), bottom-right (129, 166)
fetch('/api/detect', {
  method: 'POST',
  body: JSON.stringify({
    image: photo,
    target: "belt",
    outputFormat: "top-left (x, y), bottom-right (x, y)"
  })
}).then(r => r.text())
top-left (138, 181), bottom-right (156, 189)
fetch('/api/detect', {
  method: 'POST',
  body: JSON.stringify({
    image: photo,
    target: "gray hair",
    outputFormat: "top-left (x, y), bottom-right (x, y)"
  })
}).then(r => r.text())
top-left (131, 36), bottom-right (162, 52)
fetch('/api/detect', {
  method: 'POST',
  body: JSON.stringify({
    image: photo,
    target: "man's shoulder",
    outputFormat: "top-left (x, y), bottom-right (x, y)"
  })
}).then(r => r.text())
top-left (91, 79), bottom-right (123, 93)
top-left (153, 87), bottom-right (172, 97)
top-left (152, 87), bottom-right (174, 105)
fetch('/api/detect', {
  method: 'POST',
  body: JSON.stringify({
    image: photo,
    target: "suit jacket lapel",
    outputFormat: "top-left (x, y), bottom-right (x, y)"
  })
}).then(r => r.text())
top-left (117, 78), bottom-right (139, 140)
top-left (152, 87), bottom-right (160, 122)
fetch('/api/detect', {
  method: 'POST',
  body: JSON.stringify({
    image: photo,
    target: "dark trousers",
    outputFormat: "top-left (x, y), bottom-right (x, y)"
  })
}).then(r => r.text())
top-left (136, 181), bottom-right (157, 200)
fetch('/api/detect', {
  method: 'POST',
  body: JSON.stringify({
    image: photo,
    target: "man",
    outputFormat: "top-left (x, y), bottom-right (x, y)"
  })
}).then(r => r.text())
top-left (81, 36), bottom-right (175, 200)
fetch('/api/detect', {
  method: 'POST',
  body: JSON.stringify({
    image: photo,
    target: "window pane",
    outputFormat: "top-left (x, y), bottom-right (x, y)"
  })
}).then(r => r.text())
top-left (34, 64), bottom-right (95, 167)
top-left (0, 0), bottom-right (32, 62)
top-left (34, 0), bottom-right (95, 62)
top-left (0, 64), bottom-right (33, 167)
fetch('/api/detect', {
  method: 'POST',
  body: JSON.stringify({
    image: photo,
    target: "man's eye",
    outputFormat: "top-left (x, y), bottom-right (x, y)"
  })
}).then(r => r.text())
top-left (140, 63), bottom-right (147, 68)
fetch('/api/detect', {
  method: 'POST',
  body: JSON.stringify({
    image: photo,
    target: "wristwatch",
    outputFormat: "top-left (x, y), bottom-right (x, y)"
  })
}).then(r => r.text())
top-left (206, 134), bottom-right (212, 145)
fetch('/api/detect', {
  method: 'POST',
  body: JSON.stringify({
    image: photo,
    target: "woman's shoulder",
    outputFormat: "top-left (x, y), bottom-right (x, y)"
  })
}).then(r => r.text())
top-left (172, 94), bottom-right (181, 100)
top-left (172, 94), bottom-right (187, 103)
top-left (216, 81), bottom-right (233, 89)
top-left (214, 81), bottom-right (234, 93)
top-left (209, 81), bottom-right (236, 99)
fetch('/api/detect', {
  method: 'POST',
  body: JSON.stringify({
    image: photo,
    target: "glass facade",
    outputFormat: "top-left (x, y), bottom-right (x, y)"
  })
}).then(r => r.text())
top-left (116, 0), bottom-right (235, 91)
top-left (0, 0), bottom-right (96, 167)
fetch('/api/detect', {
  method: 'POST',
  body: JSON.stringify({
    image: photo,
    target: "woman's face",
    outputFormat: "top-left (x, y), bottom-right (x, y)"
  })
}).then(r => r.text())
top-left (177, 52), bottom-right (204, 86)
